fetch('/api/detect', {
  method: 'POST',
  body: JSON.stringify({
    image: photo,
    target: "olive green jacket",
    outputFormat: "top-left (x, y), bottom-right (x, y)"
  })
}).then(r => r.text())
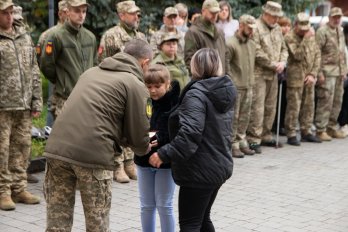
top-left (40, 21), bottom-right (98, 99)
top-left (44, 53), bottom-right (150, 170)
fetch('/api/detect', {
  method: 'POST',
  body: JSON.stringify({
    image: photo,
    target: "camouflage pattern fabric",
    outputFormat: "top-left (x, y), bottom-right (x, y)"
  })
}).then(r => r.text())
top-left (315, 77), bottom-right (344, 132)
top-left (44, 158), bottom-right (112, 232)
top-left (0, 111), bottom-right (31, 197)
top-left (285, 86), bottom-right (315, 137)
top-left (98, 24), bottom-right (146, 63)
top-left (232, 88), bottom-right (253, 149)
top-left (50, 94), bottom-right (66, 119)
top-left (150, 27), bottom-right (185, 58)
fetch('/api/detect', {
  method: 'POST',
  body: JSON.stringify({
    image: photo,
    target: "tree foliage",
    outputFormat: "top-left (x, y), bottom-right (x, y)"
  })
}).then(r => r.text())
top-left (16, 0), bottom-right (322, 43)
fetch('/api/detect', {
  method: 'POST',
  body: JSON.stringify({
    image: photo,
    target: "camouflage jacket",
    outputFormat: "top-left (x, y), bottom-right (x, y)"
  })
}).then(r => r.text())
top-left (253, 17), bottom-right (288, 79)
top-left (98, 23), bottom-right (146, 63)
top-left (152, 51), bottom-right (189, 92)
top-left (226, 32), bottom-right (256, 89)
top-left (150, 26), bottom-right (185, 58)
top-left (0, 25), bottom-right (42, 112)
top-left (316, 24), bottom-right (347, 77)
top-left (40, 21), bottom-right (98, 99)
top-left (285, 30), bottom-right (321, 87)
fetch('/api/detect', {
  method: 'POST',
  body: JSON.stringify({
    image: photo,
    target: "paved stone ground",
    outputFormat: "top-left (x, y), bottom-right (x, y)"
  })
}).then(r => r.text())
top-left (1, 136), bottom-right (348, 232)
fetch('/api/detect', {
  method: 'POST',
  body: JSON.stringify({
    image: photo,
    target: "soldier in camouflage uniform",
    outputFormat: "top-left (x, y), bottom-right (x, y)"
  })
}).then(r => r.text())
top-left (284, 12), bottom-right (322, 146)
top-left (44, 39), bottom-right (152, 232)
top-left (98, 1), bottom-right (146, 183)
top-left (315, 7), bottom-right (348, 141)
top-left (226, 15), bottom-right (257, 158)
top-left (98, 0), bottom-right (145, 62)
top-left (0, 0), bottom-right (42, 211)
top-left (247, 1), bottom-right (288, 154)
top-left (150, 7), bottom-right (185, 57)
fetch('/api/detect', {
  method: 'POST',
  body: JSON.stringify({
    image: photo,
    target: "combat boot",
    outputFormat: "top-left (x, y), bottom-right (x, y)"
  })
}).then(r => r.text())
top-left (0, 195), bottom-right (16, 210)
top-left (232, 148), bottom-right (244, 158)
top-left (124, 160), bottom-right (137, 180)
top-left (114, 163), bottom-right (130, 183)
top-left (326, 128), bottom-right (346, 139)
top-left (12, 191), bottom-right (40, 204)
top-left (249, 143), bottom-right (262, 154)
top-left (240, 146), bottom-right (255, 156)
top-left (316, 131), bottom-right (332, 141)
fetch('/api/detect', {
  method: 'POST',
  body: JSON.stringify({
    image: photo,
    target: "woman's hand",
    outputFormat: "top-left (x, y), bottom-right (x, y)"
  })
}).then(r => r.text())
top-left (149, 152), bottom-right (163, 168)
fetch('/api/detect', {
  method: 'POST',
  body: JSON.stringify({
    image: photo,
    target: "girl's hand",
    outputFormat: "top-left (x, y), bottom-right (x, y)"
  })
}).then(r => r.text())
top-left (150, 140), bottom-right (158, 148)
top-left (149, 152), bottom-right (163, 168)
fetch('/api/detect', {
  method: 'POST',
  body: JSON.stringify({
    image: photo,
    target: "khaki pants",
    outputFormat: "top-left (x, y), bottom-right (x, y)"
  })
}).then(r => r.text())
top-left (44, 158), bottom-right (112, 232)
top-left (0, 110), bottom-right (31, 197)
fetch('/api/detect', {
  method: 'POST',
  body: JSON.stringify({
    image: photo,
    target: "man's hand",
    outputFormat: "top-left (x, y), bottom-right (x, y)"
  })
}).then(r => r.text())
top-left (275, 62), bottom-right (285, 74)
top-left (31, 111), bottom-right (41, 118)
top-left (304, 74), bottom-right (316, 86)
top-left (317, 74), bottom-right (325, 85)
top-left (149, 152), bottom-right (163, 168)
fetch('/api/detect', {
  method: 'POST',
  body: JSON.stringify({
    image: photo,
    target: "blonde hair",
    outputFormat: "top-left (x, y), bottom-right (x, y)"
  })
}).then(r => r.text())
top-left (190, 48), bottom-right (223, 80)
top-left (144, 64), bottom-right (171, 84)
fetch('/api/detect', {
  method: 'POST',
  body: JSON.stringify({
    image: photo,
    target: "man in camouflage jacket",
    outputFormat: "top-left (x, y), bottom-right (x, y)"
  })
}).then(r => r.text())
top-left (0, 0), bottom-right (42, 211)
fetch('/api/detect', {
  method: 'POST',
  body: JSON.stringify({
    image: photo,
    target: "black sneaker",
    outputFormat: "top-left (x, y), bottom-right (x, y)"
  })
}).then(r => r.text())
top-left (287, 136), bottom-right (300, 146)
top-left (249, 143), bottom-right (262, 154)
top-left (301, 134), bottom-right (322, 143)
top-left (261, 139), bottom-right (283, 148)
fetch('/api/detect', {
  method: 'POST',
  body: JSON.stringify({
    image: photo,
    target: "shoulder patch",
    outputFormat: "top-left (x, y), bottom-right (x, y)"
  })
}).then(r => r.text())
top-left (98, 45), bottom-right (104, 56)
top-left (36, 44), bottom-right (41, 56)
top-left (45, 41), bottom-right (53, 55)
top-left (146, 98), bottom-right (152, 119)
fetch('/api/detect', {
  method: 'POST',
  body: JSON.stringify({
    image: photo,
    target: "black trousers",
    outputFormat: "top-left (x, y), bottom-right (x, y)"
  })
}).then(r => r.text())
top-left (178, 186), bottom-right (220, 232)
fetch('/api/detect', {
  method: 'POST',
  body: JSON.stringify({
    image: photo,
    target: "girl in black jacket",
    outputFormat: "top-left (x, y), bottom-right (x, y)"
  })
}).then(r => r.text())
top-left (134, 64), bottom-right (180, 232)
top-left (150, 48), bottom-right (237, 232)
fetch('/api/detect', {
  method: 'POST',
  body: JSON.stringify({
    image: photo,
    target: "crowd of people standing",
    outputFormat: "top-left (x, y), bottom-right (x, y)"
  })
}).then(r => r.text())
top-left (0, 0), bottom-right (348, 231)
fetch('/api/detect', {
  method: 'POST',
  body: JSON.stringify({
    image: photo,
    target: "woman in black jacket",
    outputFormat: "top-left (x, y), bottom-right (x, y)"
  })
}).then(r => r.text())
top-left (150, 48), bottom-right (237, 232)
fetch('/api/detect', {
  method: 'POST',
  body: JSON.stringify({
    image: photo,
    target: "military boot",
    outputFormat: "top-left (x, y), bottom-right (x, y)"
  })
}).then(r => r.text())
top-left (316, 131), bottom-right (332, 141)
top-left (12, 191), bottom-right (40, 204)
top-left (124, 160), bottom-right (137, 180)
top-left (240, 146), bottom-right (255, 156)
top-left (0, 195), bottom-right (16, 210)
top-left (114, 163), bottom-right (130, 183)
top-left (326, 128), bottom-right (346, 139)
top-left (232, 148), bottom-right (244, 158)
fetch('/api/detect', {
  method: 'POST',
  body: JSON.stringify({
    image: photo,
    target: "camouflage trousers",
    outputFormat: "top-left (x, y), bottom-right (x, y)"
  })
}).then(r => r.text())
top-left (285, 85), bottom-right (315, 137)
top-left (50, 94), bottom-right (66, 120)
top-left (44, 158), bottom-right (112, 232)
top-left (232, 88), bottom-right (252, 149)
top-left (247, 76), bottom-right (278, 144)
top-left (315, 76), bottom-right (344, 132)
top-left (0, 110), bottom-right (31, 197)
top-left (116, 147), bottom-right (134, 166)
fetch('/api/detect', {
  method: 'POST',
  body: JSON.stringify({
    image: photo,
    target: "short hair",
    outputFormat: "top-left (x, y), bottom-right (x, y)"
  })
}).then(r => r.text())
top-left (217, 0), bottom-right (233, 22)
top-left (278, 16), bottom-right (291, 27)
top-left (190, 48), bottom-right (223, 80)
top-left (124, 39), bottom-right (153, 61)
top-left (144, 64), bottom-right (171, 84)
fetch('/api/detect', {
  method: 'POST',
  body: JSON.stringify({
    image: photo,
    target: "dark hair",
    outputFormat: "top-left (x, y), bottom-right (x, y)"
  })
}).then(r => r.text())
top-left (190, 48), bottom-right (223, 80)
top-left (144, 64), bottom-right (171, 84)
top-left (124, 39), bottom-right (153, 61)
top-left (217, 1), bottom-right (233, 22)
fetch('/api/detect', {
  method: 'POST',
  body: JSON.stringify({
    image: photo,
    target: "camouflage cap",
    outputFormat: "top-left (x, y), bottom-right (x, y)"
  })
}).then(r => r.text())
top-left (58, 0), bottom-right (68, 11)
top-left (13, 5), bottom-right (23, 20)
top-left (262, 1), bottom-right (283, 17)
top-left (164, 7), bottom-right (178, 17)
top-left (116, 1), bottom-right (140, 14)
top-left (296, 12), bottom-right (310, 31)
top-left (0, 0), bottom-right (14, 11)
top-left (66, 0), bottom-right (89, 7)
top-left (158, 32), bottom-right (180, 46)
top-left (202, 0), bottom-right (220, 13)
top-left (329, 7), bottom-right (343, 17)
top-left (239, 14), bottom-right (257, 29)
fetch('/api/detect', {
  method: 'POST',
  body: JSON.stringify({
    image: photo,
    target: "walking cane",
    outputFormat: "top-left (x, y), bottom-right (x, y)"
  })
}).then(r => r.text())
top-left (276, 79), bottom-right (283, 148)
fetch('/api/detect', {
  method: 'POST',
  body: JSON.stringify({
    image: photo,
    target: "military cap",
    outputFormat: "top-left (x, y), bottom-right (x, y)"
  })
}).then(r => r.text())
top-left (164, 7), bottom-right (178, 17)
top-left (13, 5), bottom-right (23, 20)
top-left (262, 1), bottom-right (283, 17)
top-left (158, 32), bottom-right (180, 46)
top-left (329, 7), bottom-right (343, 17)
top-left (0, 0), bottom-right (14, 11)
top-left (116, 1), bottom-right (140, 14)
top-left (66, 0), bottom-right (89, 7)
top-left (296, 12), bottom-right (310, 31)
top-left (202, 0), bottom-right (220, 13)
top-left (58, 0), bottom-right (68, 11)
top-left (239, 14), bottom-right (257, 28)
